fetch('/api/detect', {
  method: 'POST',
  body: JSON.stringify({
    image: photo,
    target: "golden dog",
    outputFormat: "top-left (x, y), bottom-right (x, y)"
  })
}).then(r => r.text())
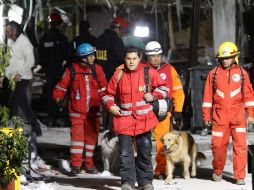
top-left (160, 131), bottom-right (205, 184)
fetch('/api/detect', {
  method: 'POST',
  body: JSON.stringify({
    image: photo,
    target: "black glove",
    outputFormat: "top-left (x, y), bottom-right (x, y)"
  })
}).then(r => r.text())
top-left (57, 97), bottom-right (68, 111)
top-left (172, 112), bottom-right (182, 130)
top-left (173, 112), bottom-right (182, 121)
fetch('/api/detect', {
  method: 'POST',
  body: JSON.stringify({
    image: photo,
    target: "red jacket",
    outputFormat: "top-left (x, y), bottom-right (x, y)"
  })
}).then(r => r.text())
top-left (102, 64), bottom-right (169, 136)
top-left (52, 62), bottom-right (107, 114)
top-left (202, 64), bottom-right (254, 122)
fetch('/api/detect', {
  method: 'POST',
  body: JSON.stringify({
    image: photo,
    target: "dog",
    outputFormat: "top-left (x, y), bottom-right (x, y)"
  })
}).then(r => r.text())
top-left (160, 131), bottom-right (205, 184)
top-left (100, 130), bottom-right (120, 175)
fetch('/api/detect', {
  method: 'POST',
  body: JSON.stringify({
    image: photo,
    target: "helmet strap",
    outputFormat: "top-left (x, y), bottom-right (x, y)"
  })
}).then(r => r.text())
top-left (80, 57), bottom-right (89, 67)
top-left (220, 61), bottom-right (234, 69)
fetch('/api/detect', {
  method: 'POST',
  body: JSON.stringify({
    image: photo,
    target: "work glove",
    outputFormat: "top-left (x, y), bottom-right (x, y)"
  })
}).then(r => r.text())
top-left (204, 120), bottom-right (212, 127)
top-left (172, 112), bottom-right (183, 130)
top-left (201, 120), bottom-right (212, 136)
top-left (56, 97), bottom-right (68, 111)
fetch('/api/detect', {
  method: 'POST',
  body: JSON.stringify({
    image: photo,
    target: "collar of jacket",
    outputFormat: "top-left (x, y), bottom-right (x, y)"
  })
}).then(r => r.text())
top-left (218, 62), bottom-right (238, 70)
top-left (123, 63), bottom-right (143, 73)
top-left (13, 33), bottom-right (24, 44)
top-left (104, 29), bottom-right (118, 36)
top-left (50, 27), bottom-right (62, 34)
top-left (145, 61), bottom-right (168, 70)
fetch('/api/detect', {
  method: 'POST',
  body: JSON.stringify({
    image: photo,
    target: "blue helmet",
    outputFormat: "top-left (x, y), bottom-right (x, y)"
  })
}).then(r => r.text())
top-left (76, 43), bottom-right (96, 57)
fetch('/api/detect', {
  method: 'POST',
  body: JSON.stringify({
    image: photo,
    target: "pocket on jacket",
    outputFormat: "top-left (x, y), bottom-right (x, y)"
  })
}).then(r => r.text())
top-left (230, 104), bottom-right (245, 125)
top-left (70, 83), bottom-right (84, 112)
top-left (113, 116), bottom-right (133, 134)
top-left (213, 105), bottom-right (227, 126)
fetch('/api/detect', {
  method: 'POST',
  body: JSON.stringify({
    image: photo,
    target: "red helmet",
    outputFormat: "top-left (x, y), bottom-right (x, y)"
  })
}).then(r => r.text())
top-left (48, 13), bottom-right (63, 24)
top-left (110, 17), bottom-right (127, 29)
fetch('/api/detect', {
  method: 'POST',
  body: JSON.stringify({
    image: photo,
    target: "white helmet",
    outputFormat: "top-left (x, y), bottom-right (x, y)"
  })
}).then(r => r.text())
top-left (145, 41), bottom-right (162, 55)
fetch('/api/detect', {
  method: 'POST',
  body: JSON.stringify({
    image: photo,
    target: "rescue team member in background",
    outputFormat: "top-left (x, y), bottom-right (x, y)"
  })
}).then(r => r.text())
top-left (144, 41), bottom-right (185, 179)
top-left (52, 43), bottom-right (107, 175)
top-left (96, 16), bottom-right (126, 81)
top-left (96, 16), bottom-right (127, 131)
top-left (202, 41), bottom-right (254, 185)
top-left (38, 12), bottom-right (69, 127)
top-left (102, 46), bottom-right (169, 190)
top-left (68, 20), bottom-right (96, 62)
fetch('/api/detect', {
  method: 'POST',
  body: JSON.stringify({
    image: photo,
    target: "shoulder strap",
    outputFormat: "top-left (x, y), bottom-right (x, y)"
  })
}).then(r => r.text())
top-left (116, 69), bottom-right (123, 84)
top-left (68, 64), bottom-right (75, 82)
top-left (212, 66), bottom-right (219, 95)
top-left (143, 67), bottom-right (150, 93)
top-left (90, 64), bottom-right (97, 80)
top-left (239, 66), bottom-right (245, 100)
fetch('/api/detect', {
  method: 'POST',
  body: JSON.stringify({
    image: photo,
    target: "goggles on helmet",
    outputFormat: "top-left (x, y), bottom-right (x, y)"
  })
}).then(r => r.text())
top-left (145, 48), bottom-right (162, 54)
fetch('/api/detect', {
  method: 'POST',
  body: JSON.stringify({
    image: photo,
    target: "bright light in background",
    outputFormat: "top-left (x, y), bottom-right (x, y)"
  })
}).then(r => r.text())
top-left (0, 5), bottom-right (4, 43)
top-left (134, 26), bottom-right (149, 37)
top-left (8, 4), bottom-right (23, 24)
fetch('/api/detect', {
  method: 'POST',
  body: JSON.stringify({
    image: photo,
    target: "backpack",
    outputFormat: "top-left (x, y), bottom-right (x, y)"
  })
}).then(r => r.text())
top-left (116, 67), bottom-right (173, 121)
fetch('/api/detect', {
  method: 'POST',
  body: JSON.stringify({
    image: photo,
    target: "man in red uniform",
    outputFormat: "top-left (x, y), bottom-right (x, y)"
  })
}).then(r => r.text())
top-left (52, 43), bottom-right (107, 175)
top-left (202, 41), bottom-right (254, 185)
top-left (102, 46), bottom-right (169, 190)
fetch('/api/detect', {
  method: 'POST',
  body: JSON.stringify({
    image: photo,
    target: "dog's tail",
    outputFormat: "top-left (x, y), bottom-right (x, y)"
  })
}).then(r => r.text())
top-left (197, 152), bottom-right (206, 160)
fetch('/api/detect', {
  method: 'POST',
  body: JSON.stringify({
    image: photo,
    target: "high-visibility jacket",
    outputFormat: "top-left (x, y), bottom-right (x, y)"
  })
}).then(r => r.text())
top-left (102, 64), bottom-right (169, 136)
top-left (52, 62), bottom-right (107, 114)
top-left (202, 65), bottom-right (254, 122)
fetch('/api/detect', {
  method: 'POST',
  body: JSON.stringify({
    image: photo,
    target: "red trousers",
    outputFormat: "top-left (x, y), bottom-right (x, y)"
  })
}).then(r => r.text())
top-left (69, 107), bottom-right (100, 168)
top-left (211, 124), bottom-right (247, 179)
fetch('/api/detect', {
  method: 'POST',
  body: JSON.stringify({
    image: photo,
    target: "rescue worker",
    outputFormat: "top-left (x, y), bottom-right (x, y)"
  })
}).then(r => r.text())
top-left (102, 46), bottom-right (169, 190)
top-left (52, 43), bottom-right (107, 175)
top-left (202, 41), bottom-right (254, 185)
top-left (96, 16), bottom-right (127, 132)
top-left (96, 16), bottom-right (127, 81)
top-left (68, 20), bottom-right (96, 62)
top-left (38, 12), bottom-right (69, 127)
top-left (144, 41), bottom-right (185, 178)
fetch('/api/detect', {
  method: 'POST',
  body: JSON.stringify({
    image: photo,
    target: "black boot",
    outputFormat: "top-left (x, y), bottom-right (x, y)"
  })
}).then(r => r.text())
top-left (68, 166), bottom-right (81, 176)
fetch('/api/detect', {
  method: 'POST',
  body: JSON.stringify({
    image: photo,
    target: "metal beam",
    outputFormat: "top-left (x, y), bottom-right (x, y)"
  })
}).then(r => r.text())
top-left (184, 0), bottom-right (200, 101)
top-left (48, 0), bottom-right (205, 8)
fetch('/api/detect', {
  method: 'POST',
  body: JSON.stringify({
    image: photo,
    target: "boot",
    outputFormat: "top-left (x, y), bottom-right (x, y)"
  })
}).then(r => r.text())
top-left (236, 179), bottom-right (245, 185)
top-left (138, 183), bottom-right (154, 190)
top-left (121, 183), bottom-right (135, 190)
top-left (212, 173), bottom-right (222, 182)
top-left (86, 167), bottom-right (99, 174)
top-left (68, 166), bottom-right (81, 176)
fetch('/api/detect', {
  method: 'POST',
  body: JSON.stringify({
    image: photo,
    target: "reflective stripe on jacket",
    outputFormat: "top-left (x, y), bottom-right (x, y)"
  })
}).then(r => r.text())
top-left (102, 64), bottom-right (169, 136)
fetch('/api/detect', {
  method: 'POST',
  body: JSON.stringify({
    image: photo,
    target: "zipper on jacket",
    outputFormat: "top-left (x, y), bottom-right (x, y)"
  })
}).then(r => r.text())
top-left (228, 69), bottom-right (231, 85)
